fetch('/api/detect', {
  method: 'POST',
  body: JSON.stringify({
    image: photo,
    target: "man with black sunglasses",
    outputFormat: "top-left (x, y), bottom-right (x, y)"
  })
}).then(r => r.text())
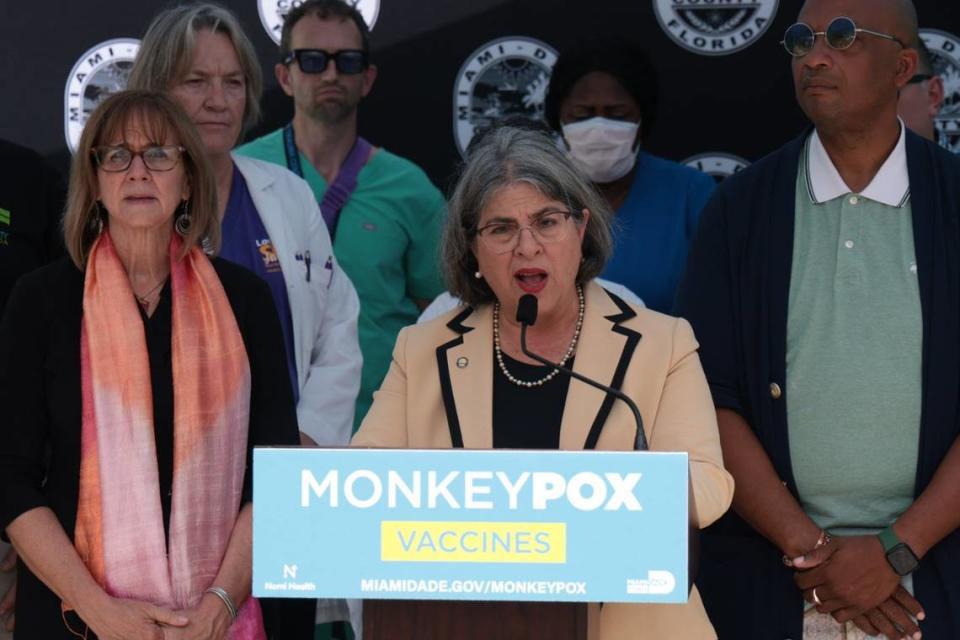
top-left (675, 0), bottom-right (960, 638)
top-left (237, 3), bottom-right (446, 419)
top-left (237, 2), bottom-right (446, 637)
top-left (898, 38), bottom-right (946, 144)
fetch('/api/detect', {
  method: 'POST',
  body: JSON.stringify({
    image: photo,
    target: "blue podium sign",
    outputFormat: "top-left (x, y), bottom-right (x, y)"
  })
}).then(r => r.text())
top-left (252, 448), bottom-right (688, 604)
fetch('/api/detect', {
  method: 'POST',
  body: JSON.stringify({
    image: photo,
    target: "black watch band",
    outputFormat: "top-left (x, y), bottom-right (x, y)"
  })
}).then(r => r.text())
top-left (878, 526), bottom-right (919, 576)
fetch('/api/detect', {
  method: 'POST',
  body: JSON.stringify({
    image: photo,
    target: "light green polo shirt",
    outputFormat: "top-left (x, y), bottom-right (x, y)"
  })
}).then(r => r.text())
top-left (237, 129), bottom-right (446, 430)
top-left (786, 131), bottom-right (921, 536)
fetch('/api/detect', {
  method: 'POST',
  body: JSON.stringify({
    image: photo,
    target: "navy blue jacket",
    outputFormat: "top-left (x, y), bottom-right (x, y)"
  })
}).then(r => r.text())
top-left (674, 129), bottom-right (960, 639)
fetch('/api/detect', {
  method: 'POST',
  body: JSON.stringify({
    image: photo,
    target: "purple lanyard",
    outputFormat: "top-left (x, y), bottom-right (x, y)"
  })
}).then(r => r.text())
top-left (283, 122), bottom-right (372, 240)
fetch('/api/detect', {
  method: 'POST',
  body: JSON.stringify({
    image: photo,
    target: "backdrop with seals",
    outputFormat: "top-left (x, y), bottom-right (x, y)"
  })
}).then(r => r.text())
top-left (0, 0), bottom-right (957, 188)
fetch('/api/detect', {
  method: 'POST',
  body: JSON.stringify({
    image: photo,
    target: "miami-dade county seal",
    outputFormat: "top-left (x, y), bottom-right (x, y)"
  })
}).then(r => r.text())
top-left (919, 29), bottom-right (960, 155)
top-left (259, 0), bottom-right (380, 44)
top-left (64, 39), bottom-right (140, 154)
top-left (653, 0), bottom-right (779, 56)
top-left (453, 36), bottom-right (558, 157)
top-left (683, 152), bottom-right (750, 182)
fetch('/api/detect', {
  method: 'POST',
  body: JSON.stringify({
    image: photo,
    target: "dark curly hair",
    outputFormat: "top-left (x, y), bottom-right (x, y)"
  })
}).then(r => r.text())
top-left (544, 39), bottom-right (659, 138)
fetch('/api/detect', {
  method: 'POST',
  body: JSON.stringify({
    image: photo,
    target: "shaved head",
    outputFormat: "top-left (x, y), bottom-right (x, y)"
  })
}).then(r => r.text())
top-left (888, 0), bottom-right (919, 46)
top-left (798, 0), bottom-right (918, 46)
top-left (793, 0), bottom-right (920, 135)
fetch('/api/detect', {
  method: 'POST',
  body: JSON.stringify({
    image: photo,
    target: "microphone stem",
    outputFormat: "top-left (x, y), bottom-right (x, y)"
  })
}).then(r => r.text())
top-left (520, 323), bottom-right (647, 450)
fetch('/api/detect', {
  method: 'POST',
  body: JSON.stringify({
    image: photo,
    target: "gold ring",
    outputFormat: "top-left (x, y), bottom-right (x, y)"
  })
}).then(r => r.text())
top-left (812, 588), bottom-right (823, 606)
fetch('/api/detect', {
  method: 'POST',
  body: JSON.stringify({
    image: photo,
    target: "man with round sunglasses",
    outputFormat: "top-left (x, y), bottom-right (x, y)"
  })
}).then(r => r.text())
top-left (236, 1), bottom-right (446, 638)
top-left (676, 0), bottom-right (960, 638)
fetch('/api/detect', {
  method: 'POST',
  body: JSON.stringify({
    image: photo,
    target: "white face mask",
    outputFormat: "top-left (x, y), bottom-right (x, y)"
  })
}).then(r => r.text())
top-left (561, 117), bottom-right (640, 184)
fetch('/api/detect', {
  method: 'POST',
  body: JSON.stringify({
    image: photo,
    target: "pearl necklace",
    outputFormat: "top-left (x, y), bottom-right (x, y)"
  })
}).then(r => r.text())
top-left (493, 286), bottom-right (584, 388)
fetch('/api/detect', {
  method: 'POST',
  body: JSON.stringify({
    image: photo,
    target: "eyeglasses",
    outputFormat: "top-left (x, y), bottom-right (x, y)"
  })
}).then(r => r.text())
top-left (93, 145), bottom-right (186, 172)
top-left (283, 49), bottom-right (368, 74)
top-left (475, 210), bottom-right (576, 254)
top-left (907, 73), bottom-right (934, 84)
top-left (781, 16), bottom-right (905, 57)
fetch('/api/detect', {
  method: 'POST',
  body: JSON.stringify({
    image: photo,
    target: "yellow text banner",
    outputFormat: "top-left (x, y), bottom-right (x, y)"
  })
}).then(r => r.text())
top-left (381, 521), bottom-right (566, 563)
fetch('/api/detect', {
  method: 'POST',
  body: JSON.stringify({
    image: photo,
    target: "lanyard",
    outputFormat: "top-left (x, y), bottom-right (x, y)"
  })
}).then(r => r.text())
top-left (282, 122), bottom-right (372, 240)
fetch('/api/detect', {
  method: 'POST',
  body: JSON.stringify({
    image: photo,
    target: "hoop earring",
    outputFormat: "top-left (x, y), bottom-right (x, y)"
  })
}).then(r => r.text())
top-left (174, 200), bottom-right (192, 236)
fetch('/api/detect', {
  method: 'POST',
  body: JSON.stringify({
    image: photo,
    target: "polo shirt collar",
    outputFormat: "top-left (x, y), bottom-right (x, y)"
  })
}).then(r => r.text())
top-left (805, 120), bottom-right (910, 208)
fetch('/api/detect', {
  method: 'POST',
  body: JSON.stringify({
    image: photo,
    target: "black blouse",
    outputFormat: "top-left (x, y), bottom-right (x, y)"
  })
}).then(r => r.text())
top-left (492, 351), bottom-right (575, 449)
top-left (141, 281), bottom-right (176, 535)
top-left (0, 256), bottom-right (301, 640)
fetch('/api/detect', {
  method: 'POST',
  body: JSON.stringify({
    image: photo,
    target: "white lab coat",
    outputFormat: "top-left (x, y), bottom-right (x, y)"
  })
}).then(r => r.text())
top-left (233, 154), bottom-right (362, 446)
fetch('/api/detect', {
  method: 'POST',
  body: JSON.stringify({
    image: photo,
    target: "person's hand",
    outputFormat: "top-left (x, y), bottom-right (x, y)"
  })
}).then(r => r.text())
top-left (299, 431), bottom-right (319, 447)
top-left (162, 592), bottom-right (232, 640)
top-left (77, 593), bottom-right (188, 640)
top-left (847, 587), bottom-right (925, 639)
top-left (793, 535), bottom-right (901, 621)
top-left (0, 547), bottom-right (16, 632)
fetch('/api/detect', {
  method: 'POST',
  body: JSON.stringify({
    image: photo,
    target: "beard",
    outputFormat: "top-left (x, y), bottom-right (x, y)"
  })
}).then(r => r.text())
top-left (308, 100), bottom-right (355, 123)
top-left (301, 83), bottom-right (361, 124)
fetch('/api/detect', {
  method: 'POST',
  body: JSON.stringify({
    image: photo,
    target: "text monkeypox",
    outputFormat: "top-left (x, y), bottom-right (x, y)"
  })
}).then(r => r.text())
top-left (300, 469), bottom-right (644, 511)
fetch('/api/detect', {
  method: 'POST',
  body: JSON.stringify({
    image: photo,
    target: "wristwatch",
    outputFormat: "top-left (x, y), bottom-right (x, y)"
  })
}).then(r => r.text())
top-left (878, 526), bottom-right (919, 576)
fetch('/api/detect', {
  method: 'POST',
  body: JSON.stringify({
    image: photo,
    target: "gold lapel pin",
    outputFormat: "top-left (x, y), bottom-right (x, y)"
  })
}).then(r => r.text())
top-left (456, 356), bottom-right (469, 369)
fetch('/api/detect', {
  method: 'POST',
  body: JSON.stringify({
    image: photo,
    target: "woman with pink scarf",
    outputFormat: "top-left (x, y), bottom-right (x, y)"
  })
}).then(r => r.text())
top-left (0, 91), bottom-right (299, 639)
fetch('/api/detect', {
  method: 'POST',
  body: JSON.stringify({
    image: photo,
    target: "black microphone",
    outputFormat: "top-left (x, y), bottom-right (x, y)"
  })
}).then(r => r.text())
top-left (519, 296), bottom-right (698, 593)
top-left (515, 294), bottom-right (647, 451)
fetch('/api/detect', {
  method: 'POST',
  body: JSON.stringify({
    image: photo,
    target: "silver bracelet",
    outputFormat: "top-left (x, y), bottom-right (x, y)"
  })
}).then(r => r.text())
top-left (204, 586), bottom-right (238, 622)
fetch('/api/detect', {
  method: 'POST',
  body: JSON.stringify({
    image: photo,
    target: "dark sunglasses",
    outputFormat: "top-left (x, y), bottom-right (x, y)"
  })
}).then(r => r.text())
top-left (907, 73), bottom-right (934, 84)
top-left (781, 16), bottom-right (905, 57)
top-left (283, 49), bottom-right (368, 74)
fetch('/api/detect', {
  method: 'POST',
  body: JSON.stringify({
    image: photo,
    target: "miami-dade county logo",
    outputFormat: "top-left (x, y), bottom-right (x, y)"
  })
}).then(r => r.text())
top-left (653, 0), bottom-right (779, 56)
top-left (453, 37), bottom-right (558, 157)
top-left (64, 39), bottom-right (140, 153)
top-left (683, 152), bottom-right (750, 182)
top-left (259, 0), bottom-right (380, 44)
top-left (920, 29), bottom-right (960, 154)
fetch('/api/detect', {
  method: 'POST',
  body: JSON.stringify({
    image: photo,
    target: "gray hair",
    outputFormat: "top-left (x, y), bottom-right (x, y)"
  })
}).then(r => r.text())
top-left (443, 125), bottom-right (613, 307)
top-left (128, 3), bottom-right (263, 138)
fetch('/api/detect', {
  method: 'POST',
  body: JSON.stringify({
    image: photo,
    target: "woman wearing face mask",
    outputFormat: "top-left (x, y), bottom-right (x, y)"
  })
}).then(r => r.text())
top-left (545, 41), bottom-right (716, 313)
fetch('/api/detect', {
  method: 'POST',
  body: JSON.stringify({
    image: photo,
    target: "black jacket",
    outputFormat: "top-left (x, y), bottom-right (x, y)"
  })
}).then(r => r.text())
top-left (675, 129), bottom-right (960, 639)
top-left (0, 139), bottom-right (66, 315)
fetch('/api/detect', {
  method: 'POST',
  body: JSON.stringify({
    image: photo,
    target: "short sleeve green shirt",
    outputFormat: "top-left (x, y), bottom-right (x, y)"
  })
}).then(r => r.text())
top-left (786, 129), bottom-right (922, 536)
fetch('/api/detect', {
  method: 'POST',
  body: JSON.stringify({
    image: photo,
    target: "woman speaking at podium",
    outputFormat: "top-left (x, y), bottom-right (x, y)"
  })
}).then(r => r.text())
top-left (352, 125), bottom-right (734, 639)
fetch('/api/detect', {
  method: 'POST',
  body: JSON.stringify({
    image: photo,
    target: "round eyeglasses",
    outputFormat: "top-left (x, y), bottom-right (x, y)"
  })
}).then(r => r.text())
top-left (93, 145), bottom-right (186, 172)
top-left (475, 210), bottom-right (576, 254)
top-left (781, 16), bottom-right (905, 58)
top-left (283, 49), bottom-right (368, 75)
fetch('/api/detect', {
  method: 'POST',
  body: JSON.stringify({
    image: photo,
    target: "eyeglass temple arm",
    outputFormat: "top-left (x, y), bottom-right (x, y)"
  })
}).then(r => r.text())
top-left (857, 28), bottom-right (905, 46)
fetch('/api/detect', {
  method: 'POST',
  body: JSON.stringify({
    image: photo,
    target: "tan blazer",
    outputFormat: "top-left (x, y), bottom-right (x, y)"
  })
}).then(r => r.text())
top-left (353, 281), bottom-right (734, 639)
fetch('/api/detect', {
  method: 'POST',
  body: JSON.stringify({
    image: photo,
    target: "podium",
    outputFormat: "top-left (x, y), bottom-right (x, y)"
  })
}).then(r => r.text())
top-left (362, 522), bottom-right (697, 640)
top-left (364, 600), bottom-right (587, 640)
top-left (252, 448), bottom-right (693, 638)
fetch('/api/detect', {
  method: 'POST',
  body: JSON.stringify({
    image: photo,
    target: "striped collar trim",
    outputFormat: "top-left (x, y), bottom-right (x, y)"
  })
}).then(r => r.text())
top-left (804, 121), bottom-right (910, 208)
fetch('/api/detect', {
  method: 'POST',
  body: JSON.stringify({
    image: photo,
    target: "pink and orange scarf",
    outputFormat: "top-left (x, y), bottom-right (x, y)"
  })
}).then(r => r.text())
top-left (72, 232), bottom-right (265, 638)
